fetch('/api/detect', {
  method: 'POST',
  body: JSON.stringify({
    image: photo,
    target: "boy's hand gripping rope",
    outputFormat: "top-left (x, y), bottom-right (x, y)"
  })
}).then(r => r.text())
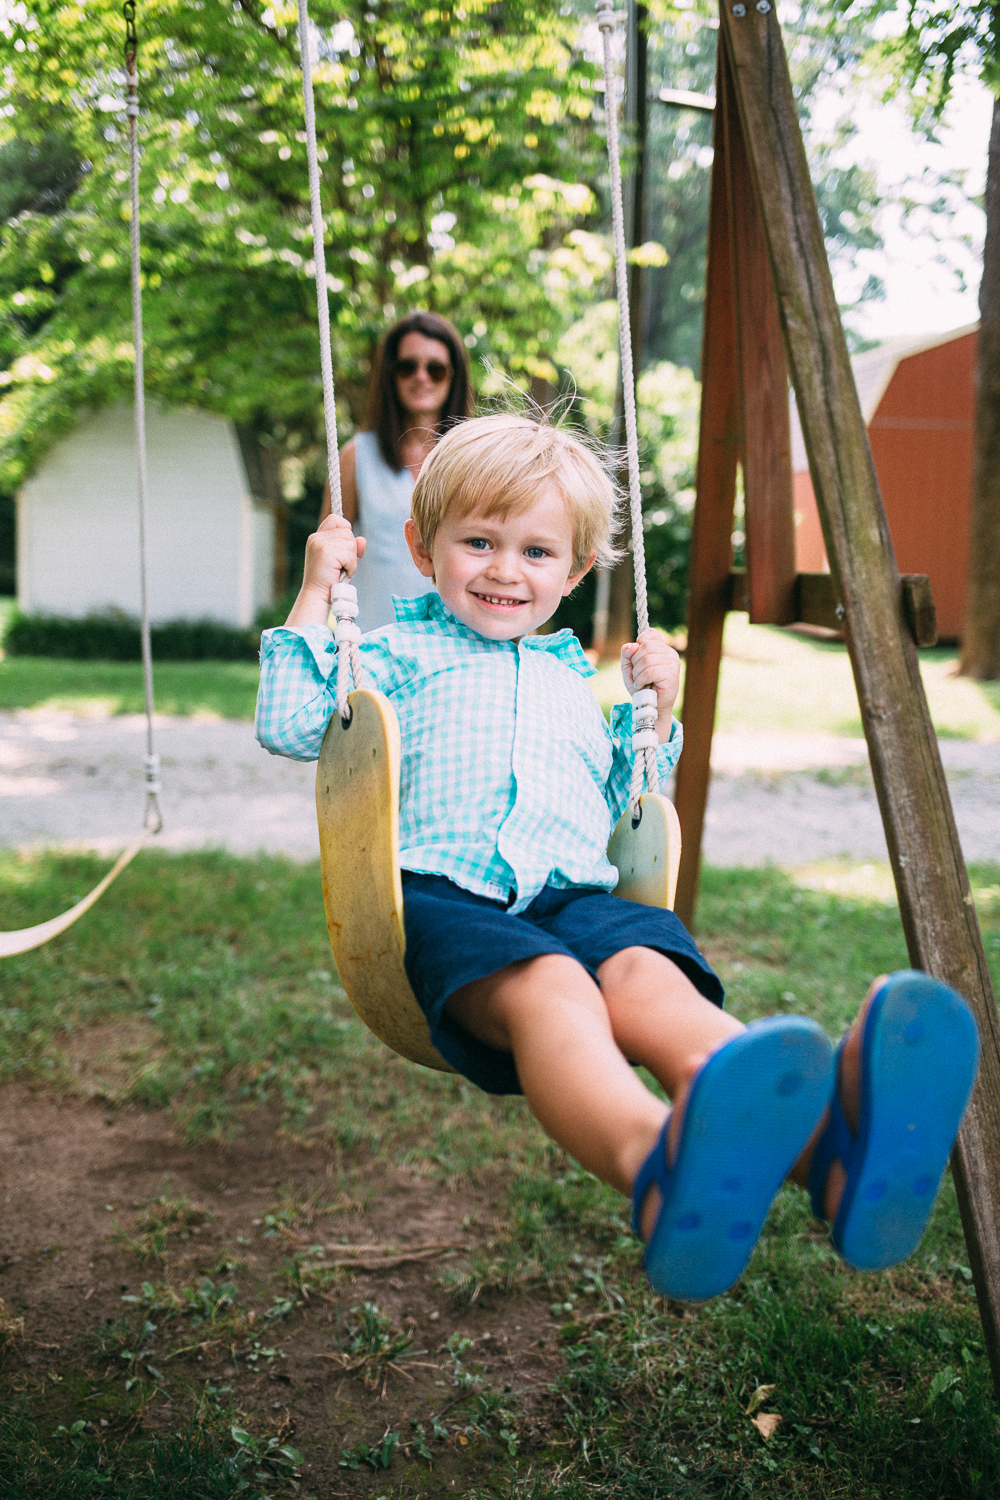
top-left (297, 0), bottom-right (364, 721)
top-left (596, 0), bottom-right (660, 818)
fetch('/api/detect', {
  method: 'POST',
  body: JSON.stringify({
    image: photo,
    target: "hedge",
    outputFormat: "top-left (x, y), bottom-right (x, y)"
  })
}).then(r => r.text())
top-left (2, 610), bottom-right (261, 661)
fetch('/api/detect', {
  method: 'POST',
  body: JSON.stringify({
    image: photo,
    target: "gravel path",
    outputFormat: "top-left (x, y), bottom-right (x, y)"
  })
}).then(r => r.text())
top-left (2, 709), bottom-right (999, 867)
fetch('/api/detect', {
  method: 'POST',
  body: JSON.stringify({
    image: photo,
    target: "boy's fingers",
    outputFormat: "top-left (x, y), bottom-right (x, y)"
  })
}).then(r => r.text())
top-left (316, 511), bottom-right (349, 533)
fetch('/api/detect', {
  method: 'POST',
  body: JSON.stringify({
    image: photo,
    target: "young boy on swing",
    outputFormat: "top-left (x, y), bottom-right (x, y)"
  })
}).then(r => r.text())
top-left (256, 413), bottom-right (978, 1302)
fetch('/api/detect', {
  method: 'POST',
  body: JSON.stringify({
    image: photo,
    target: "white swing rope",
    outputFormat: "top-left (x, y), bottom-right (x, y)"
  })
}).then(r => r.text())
top-left (297, 0), bottom-right (365, 723)
top-left (0, 5), bottom-right (158, 959)
top-left (295, 0), bottom-right (655, 782)
top-left (125, 0), bottom-right (162, 833)
top-left (596, 0), bottom-right (660, 819)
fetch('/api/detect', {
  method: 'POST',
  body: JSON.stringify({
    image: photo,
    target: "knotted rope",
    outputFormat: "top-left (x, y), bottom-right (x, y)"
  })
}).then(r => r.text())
top-left (596, 0), bottom-right (660, 818)
top-left (296, 0), bottom-right (365, 721)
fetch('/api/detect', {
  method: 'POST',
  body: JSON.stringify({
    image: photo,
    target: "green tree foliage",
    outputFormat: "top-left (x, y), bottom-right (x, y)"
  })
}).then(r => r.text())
top-left (857, 0), bottom-right (1000, 108)
top-left (0, 0), bottom-right (605, 491)
top-left (841, 2), bottom-right (1000, 676)
top-left (551, 299), bottom-right (699, 634)
top-left (637, 0), bottom-right (888, 373)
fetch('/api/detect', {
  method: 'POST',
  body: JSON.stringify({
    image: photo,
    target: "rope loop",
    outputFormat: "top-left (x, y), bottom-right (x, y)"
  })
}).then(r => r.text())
top-left (144, 753), bottom-right (163, 833)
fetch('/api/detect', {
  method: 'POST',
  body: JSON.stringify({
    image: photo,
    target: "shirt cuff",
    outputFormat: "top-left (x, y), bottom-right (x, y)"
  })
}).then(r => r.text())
top-left (260, 624), bottom-right (335, 677)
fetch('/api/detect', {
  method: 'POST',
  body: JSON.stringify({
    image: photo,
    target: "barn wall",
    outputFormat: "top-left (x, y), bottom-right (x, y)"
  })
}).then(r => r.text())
top-left (793, 331), bottom-right (976, 641)
top-left (17, 405), bottom-right (274, 628)
top-left (869, 334), bottom-right (975, 641)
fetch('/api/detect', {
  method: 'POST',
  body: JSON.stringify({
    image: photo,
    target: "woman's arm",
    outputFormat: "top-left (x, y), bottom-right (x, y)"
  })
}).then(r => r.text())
top-left (318, 439), bottom-right (358, 525)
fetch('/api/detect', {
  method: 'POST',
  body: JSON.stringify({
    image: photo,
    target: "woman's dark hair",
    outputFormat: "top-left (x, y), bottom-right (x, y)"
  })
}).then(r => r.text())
top-left (363, 311), bottom-right (473, 472)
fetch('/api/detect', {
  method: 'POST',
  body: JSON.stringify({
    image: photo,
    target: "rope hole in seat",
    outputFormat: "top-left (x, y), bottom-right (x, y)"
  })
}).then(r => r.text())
top-left (340, 708), bottom-right (353, 730)
top-left (631, 806), bottom-right (643, 831)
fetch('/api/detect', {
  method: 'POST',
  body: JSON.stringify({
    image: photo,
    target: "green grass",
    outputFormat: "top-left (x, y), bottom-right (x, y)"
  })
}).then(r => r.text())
top-left (0, 1408), bottom-right (276, 1499)
top-left (4, 610), bottom-right (1000, 738)
top-left (593, 614), bottom-right (1000, 741)
top-left (0, 656), bottom-right (261, 720)
top-left (2, 849), bottom-right (1000, 1495)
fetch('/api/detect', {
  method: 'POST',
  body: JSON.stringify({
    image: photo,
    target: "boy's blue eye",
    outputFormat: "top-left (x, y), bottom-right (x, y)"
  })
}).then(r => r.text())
top-left (525, 547), bottom-right (548, 560)
top-left (467, 538), bottom-right (490, 551)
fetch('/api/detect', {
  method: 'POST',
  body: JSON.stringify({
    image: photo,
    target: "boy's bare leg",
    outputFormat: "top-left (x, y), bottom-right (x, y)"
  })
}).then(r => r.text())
top-left (596, 946), bottom-right (744, 1237)
top-left (598, 947), bottom-right (864, 1226)
top-left (445, 950), bottom-right (740, 1204)
top-left (596, 946), bottom-right (743, 1098)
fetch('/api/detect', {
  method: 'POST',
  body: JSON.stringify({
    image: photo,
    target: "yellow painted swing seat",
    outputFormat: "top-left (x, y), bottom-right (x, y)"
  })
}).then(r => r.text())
top-left (316, 688), bottom-right (682, 1072)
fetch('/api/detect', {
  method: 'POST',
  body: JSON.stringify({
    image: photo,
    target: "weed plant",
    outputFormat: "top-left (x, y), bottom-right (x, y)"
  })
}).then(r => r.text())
top-left (2, 849), bottom-right (999, 1496)
top-left (0, 1404), bottom-right (278, 1498)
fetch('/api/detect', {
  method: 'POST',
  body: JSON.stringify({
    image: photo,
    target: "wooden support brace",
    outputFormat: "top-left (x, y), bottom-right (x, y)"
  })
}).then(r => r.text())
top-left (726, 570), bottom-right (938, 645)
top-left (674, 80), bottom-right (740, 930)
top-left (721, 47), bottom-right (796, 625)
top-left (719, 1), bottom-right (1000, 1400)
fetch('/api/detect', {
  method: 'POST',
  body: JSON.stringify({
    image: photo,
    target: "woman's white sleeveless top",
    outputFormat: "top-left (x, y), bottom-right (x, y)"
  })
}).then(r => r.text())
top-left (351, 430), bottom-right (433, 634)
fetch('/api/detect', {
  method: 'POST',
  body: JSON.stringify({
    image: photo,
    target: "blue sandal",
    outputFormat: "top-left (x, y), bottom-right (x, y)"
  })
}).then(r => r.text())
top-left (808, 970), bottom-right (979, 1271)
top-left (632, 1017), bottom-right (834, 1302)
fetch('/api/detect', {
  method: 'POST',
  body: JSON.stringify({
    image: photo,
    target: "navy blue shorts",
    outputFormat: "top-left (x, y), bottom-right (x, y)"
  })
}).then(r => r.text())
top-left (401, 873), bottom-right (724, 1095)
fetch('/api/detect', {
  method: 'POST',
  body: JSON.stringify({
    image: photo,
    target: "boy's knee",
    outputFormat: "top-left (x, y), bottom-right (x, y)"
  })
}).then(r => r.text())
top-left (599, 946), bottom-right (698, 1002)
top-left (447, 952), bottom-right (600, 1049)
top-left (600, 945), bottom-right (665, 990)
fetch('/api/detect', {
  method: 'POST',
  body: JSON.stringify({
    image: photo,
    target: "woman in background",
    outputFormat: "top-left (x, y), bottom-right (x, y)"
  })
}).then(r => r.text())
top-left (320, 310), bottom-right (473, 632)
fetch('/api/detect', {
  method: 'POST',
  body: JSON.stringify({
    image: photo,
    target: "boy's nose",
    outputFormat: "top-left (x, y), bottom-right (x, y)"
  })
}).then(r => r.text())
top-left (486, 552), bottom-right (521, 581)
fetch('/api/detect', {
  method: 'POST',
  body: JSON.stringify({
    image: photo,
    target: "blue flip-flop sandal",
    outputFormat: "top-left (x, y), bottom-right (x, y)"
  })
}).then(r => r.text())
top-left (632, 1016), bottom-right (834, 1302)
top-left (808, 970), bottom-right (980, 1272)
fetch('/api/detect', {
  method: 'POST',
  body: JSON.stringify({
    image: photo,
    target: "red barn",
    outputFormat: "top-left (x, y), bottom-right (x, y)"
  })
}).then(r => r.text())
top-left (792, 324), bottom-right (977, 641)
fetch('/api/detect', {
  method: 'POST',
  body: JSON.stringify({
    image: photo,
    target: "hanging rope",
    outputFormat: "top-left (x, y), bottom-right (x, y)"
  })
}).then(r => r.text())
top-left (1, 2), bottom-right (158, 959)
top-left (596, 0), bottom-right (660, 817)
top-left (125, 0), bottom-right (162, 832)
top-left (296, 0), bottom-right (365, 723)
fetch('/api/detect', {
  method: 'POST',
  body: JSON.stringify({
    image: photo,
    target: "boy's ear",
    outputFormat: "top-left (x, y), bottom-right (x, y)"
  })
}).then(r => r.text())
top-left (562, 551), bottom-right (597, 597)
top-left (405, 518), bottom-right (436, 579)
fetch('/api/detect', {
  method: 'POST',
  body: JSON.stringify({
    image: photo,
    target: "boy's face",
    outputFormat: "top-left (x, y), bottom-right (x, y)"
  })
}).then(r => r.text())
top-left (405, 483), bottom-right (594, 641)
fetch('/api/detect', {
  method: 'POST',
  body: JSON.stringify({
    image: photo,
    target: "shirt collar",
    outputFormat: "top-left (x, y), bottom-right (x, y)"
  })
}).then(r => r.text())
top-left (391, 592), bottom-right (596, 679)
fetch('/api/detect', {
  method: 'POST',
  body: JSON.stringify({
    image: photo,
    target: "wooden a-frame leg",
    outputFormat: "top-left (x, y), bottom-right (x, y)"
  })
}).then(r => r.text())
top-left (674, 84), bottom-right (740, 932)
top-left (722, 41), bottom-right (796, 626)
top-left (721, 0), bottom-right (1000, 1402)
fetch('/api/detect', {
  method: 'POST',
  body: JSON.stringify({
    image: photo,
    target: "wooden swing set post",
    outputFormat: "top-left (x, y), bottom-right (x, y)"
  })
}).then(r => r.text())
top-left (677, 2), bottom-right (1000, 1398)
top-left (673, 36), bottom-right (796, 922)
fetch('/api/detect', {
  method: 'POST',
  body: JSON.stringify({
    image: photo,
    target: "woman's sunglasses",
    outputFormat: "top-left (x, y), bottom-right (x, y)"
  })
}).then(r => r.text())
top-left (394, 357), bottom-right (451, 384)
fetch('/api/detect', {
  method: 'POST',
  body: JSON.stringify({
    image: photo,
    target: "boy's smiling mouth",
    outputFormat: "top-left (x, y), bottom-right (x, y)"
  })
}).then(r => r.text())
top-left (472, 592), bottom-right (528, 610)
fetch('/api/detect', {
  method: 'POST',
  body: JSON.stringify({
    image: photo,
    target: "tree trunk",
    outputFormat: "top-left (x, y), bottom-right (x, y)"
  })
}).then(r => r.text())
top-left (960, 96), bottom-right (1000, 679)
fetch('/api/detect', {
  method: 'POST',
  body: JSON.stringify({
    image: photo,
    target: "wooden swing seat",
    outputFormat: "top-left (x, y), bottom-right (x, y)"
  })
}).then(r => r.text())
top-left (316, 688), bottom-right (682, 1071)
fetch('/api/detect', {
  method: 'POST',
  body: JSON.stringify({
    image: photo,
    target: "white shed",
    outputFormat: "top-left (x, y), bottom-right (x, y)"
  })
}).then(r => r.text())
top-left (16, 404), bottom-right (276, 628)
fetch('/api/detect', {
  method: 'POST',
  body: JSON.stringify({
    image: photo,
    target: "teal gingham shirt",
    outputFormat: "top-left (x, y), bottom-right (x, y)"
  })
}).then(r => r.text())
top-left (256, 593), bottom-right (683, 914)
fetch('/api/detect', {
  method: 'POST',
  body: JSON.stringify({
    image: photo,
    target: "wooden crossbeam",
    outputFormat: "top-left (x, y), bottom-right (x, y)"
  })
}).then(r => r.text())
top-left (725, 570), bottom-right (938, 645)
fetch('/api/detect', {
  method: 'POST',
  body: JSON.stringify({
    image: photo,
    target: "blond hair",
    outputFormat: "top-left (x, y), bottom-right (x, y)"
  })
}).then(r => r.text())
top-left (411, 414), bottom-right (621, 574)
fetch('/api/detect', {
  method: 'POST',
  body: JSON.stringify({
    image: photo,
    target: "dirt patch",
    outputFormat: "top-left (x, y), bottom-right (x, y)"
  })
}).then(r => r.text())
top-left (0, 1084), bottom-right (567, 1493)
top-left (59, 1016), bottom-right (165, 1100)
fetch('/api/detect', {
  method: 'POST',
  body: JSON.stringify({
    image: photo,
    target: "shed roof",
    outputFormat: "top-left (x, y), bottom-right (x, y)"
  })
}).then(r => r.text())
top-left (789, 322), bottom-right (979, 471)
